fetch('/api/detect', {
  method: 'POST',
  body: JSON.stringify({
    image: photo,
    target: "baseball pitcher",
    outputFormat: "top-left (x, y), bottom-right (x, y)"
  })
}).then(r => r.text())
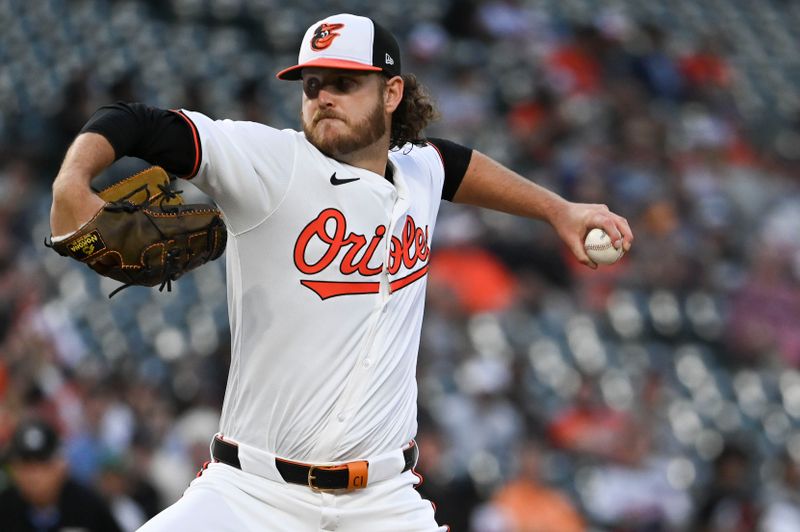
top-left (49, 13), bottom-right (633, 531)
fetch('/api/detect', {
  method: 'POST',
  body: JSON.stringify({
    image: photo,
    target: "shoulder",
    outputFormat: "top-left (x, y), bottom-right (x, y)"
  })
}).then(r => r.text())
top-left (177, 109), bottom-right (302, 140)
top-left (180, 111), bottom-right (305, 166)
top-left (180, 110), bottom-right (300, 141)
top-left (389, 142), bottom-right (443, 171)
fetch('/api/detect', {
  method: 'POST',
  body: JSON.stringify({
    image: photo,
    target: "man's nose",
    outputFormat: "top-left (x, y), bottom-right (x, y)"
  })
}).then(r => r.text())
top-left (317, 86), bottom-right (336, 107)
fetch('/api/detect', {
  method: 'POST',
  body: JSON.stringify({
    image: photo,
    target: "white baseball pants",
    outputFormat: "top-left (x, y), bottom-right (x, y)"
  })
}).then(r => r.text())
top-left (137, 461), bottom-right (446, 531)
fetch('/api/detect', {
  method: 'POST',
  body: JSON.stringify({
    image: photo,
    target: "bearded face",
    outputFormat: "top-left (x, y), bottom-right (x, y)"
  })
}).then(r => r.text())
top-left (300, 70), bottom-right (388, 158)
top-left (303, 98), bottom-right (386, 158)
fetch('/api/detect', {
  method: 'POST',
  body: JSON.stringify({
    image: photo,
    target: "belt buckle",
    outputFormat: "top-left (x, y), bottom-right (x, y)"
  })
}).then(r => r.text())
top-left (307, 465), bottom-right (337, 493)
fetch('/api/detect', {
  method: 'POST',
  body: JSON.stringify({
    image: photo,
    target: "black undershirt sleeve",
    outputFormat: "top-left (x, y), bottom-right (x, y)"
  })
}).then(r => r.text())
top-left (80, 102), bottom-right (198, 178)
top-left (426, 137), bottom-right (473, 201)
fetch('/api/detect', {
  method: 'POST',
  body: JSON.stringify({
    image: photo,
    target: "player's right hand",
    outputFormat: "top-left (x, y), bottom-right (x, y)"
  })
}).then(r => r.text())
top-left (549, 200), bottom-right (633, 269)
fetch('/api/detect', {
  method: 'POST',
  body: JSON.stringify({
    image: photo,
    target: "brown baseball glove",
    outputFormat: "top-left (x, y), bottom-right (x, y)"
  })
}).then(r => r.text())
top-left (47, 166), bottom-right (227, 297)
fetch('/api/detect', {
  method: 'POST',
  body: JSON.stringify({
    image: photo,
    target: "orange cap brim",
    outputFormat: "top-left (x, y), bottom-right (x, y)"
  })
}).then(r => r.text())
top-left (276, 58), bottom-right (383, 80)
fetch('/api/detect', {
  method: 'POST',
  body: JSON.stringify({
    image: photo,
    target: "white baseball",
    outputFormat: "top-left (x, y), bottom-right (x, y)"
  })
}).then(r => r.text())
top-left (584, 228), bottom-right (624, 265)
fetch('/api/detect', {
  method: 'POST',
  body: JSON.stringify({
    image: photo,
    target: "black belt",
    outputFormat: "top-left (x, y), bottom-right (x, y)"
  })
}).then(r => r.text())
top-left (211, 436), bottom-right (417, 492)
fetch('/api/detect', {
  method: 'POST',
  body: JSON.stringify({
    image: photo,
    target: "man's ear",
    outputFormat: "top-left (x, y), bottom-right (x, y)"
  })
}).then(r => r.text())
top-left (384, 75), bottom-right (404, 114)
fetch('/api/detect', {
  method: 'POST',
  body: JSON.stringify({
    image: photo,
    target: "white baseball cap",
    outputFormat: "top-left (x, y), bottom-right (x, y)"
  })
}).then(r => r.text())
top-left (276, 13), bottom-right (401, 80)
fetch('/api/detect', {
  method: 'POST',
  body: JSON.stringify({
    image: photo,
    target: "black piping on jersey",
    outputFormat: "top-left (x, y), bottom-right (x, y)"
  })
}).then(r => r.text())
top-left (79, 102), bottom-right (472, 198)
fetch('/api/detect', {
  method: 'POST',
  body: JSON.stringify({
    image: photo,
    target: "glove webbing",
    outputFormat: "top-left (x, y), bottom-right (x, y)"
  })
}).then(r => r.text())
top-left (107, 181), bottom-right (220, 298)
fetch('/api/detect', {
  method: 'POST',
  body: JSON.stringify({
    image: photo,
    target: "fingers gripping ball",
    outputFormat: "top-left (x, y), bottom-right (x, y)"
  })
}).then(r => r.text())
top-left (47, 166), bottom-right (227, 297)
top-left (584, 228), bottom-right (624, 265)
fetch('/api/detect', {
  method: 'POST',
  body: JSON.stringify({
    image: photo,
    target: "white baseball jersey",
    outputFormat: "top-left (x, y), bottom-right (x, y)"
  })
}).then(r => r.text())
top-left (180, 110), bottom-right (446, 463)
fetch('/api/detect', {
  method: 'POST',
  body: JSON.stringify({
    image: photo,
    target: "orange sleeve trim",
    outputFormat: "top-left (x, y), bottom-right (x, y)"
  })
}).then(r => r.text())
top-left (172, 110), bottom-right (201, 179)
top-left (427, 141), bottom-right (445, 173)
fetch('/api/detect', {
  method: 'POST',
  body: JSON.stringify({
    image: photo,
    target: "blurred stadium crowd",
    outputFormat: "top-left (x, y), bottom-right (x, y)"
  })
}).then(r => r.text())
top-left (2, 0), bottom-right (800, 530)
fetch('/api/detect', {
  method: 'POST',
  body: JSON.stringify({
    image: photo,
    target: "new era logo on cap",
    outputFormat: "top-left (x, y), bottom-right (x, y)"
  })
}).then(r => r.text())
top-left (276, 13), bottom-right (401, 80)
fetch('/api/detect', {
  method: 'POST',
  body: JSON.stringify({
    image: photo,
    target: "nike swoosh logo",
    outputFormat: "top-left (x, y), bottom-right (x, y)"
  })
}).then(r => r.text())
top-left (330, 172), bottom-right (360, 186)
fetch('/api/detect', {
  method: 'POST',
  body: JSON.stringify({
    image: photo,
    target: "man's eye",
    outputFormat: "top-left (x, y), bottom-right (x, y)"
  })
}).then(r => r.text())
top-left (335, 78), bottom-right (356, 92)
top-left (303, 78), bottom-right (321, 98)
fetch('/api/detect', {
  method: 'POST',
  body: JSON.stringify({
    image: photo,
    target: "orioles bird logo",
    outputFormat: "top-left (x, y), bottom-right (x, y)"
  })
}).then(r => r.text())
top-left (311, 23), bottom-right (344, 51)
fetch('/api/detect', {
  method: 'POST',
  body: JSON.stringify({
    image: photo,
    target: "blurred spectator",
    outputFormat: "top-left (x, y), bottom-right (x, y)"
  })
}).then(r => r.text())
top-left (630, 24), bottom-right (684, 101)
top-left (65, 382), bottom-right (135, 484)
top-left (486, 438), bottom-right (585, 532)
top-left (476, 0), bottom-right (539, 42)
top-left (434, 356), bottom-right (524, 482)
top-left (414, 425), bottom-right (481, 532)
top-left (124, 433), bottom-right (163, 520)
top-left (441, 0), bottom-right (481, 39)
top-left (47, 71), bottom-right (96, 170)
top-left (0, 417), bottom-right (122, 532)
top-left (579, 424), bottom-right (692, 530)
top-left (692, 441), bottom-right (760, 532)
top-left (759, 452), bottom-right (800, 532)
top-left (507, 87), bottom-right (568, 165)
top-left (726, 244), bottom-right (800, 365)
top-left (545, 25), bottom-right (605, 97)
top-left (547, 378), bottom-right (630, 461)
top-left (679, 34), bottom-right (731, 92)
top-left (96, 454), bottom-right (147, 532)
top-left (429, 246), bottom-right (517, 314)
top-left (435, 67), bottom-right (493, 139)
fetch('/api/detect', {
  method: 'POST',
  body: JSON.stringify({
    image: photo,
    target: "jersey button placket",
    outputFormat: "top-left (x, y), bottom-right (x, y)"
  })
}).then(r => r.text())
top-left (382, 181), bottom-right (410, 298)
top-left (310, 187), bottom-right (394, 456)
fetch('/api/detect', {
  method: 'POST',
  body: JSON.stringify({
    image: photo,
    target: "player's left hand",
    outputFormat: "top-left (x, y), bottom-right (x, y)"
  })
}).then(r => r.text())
top-left (549, 201), bottom-right (633, 269)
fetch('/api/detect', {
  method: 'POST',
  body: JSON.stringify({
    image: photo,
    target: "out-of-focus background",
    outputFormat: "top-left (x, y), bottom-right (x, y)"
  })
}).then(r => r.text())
top-left (2, 0), bottom-right (800, 530)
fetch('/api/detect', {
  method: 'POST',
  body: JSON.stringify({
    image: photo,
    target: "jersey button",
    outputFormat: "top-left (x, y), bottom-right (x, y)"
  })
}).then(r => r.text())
top-left (363, 358), bottom-right (372, 368)
top-left (337, 412), bottom-right (346, 422)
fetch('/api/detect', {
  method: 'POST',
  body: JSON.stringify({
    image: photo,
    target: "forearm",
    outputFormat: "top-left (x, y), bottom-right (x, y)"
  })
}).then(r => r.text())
top-left (50, 133), bottom-right (114, 236)
top-left (52, 132), bottom-right (116, 193)
top-left (50, 102), bottom-right (198, 236)
top-left (451, 150), bottom-right (568, 224)
top-left (451, 150), bottom-right (633, 268)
